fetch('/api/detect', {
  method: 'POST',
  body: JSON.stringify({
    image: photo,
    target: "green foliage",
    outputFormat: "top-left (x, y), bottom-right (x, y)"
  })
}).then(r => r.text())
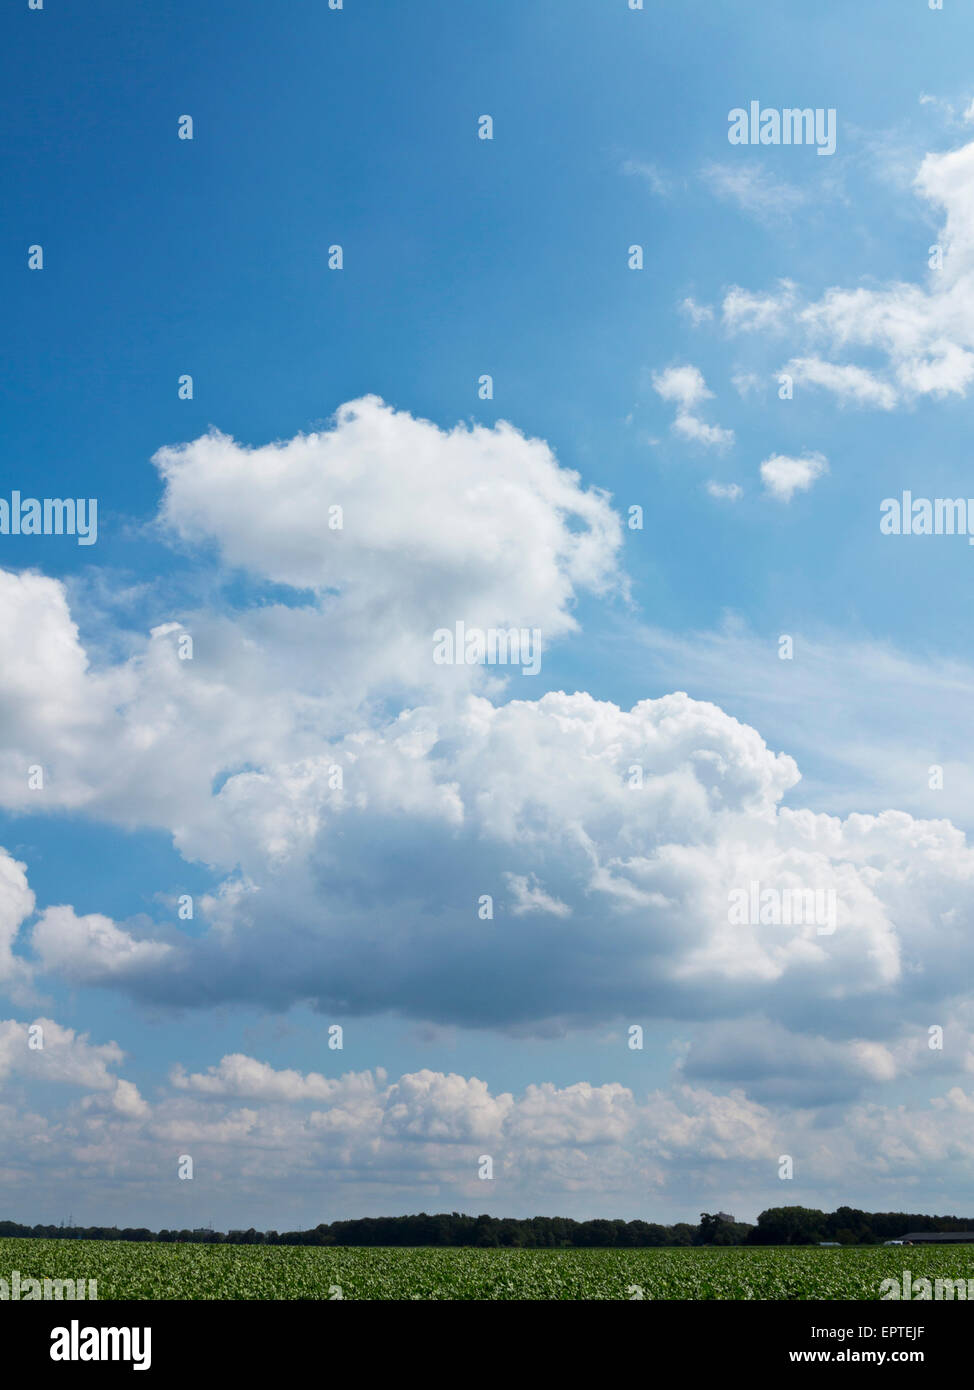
top-left (697, 1213), bottom-right (752, 1246)
top-left (749, 1206), bottom-right (828, 1246)
top-left (2, 1237), bottom-right (973, 1300)
top-left (4, 1205), bottom-right (973, 1249)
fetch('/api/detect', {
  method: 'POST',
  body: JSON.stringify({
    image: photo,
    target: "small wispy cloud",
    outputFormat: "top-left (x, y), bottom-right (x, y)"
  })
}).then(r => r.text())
top-left (620, 158), bottom-right (671, 196)
top-left (722, 281), bottom-right (798, 335)
top-left (706, 481), bottom-right (743, 501)
top-left (919, 92), bottom-right (974, 128)
top-left (680, 297), bottom-right (714, 327)
top-left (504, 872), bottom-right (572, 919)
top-left (731, 369), bottom-right (765, 399)
top-left (783, 357), bottom-right (898, 410)
top-left (701, 162), bottom-right (808, 222)
top-left (674, 414), bottom-right (734, 449)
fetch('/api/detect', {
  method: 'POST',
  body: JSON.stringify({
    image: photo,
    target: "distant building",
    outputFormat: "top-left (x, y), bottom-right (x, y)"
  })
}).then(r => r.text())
top-left (716, 1212), bottom-right (735, 1224)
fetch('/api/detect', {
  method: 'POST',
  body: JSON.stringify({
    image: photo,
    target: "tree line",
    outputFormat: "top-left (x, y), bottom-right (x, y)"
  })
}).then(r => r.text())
top-left (1, 1205), bottom-right (971, 1248)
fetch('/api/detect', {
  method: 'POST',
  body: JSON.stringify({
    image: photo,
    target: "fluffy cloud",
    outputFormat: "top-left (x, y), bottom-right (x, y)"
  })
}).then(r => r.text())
top-left (5, 392), bottom-right (974, 1226)
top-left (0, 1017), bottom-right (146, 1118)
top-left (6, 675), bottom-right (973, 1056)
top-left (652, 366), bottom-right (734, 449)
top-left (0, 402), bottom-right (624, 837)
top-left (1, 401), bottom-right (973, 1065)
top-left (383, 1071), bottom-right (514, 1143)
top-left (32, 906), bottom-right (172, 984)
top-left (0, 850), bottom-right (34, 991)
top-left (171, 1053), bottom-right (355, 1104)
top-left (0, 1043), bottom-right (775, 1220)
top-left (717, 140), bottom-right (974, 408)
top-left (652, 365), bottom-right (714, 413)
top-left (155, 395), bottom-right (622, 628)
top-left (7, 1042), bottom-right (974, 1224)
top-left (760, 451), bottom-right (828, 501)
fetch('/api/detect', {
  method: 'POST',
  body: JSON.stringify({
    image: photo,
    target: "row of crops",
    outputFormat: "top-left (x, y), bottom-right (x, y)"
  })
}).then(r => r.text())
top-left (3, 1237), bottom-right (974, 1299)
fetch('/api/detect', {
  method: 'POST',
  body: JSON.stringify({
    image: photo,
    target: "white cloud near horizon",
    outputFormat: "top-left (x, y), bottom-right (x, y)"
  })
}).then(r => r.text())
top-left (5, 1033), bottom-right (974, 1225)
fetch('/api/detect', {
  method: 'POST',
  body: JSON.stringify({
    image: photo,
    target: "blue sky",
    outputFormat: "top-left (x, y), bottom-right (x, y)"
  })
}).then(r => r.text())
top-left (4, 0), bottom-right (974, 1232)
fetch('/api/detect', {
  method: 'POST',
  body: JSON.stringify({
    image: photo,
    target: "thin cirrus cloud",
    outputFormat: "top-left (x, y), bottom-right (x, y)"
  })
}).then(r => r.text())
top-left (620, 157), bottom-right (672, 196)
top-left (701, 162), bottom-right (810, 221)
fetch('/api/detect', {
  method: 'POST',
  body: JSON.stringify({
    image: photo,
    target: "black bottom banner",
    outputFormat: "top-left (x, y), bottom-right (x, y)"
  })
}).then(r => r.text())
top-left (3, 1299), bottom-right (960, 1375)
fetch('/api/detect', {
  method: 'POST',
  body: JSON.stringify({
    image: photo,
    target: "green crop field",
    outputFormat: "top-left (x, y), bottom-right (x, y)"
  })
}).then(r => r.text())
top-left (2, 1237), bottom-right (974, 1300)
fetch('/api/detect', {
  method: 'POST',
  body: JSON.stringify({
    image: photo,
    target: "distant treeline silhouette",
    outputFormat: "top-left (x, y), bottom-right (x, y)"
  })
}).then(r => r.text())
top-left (2, 1206), bottom-right (972, 1248)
